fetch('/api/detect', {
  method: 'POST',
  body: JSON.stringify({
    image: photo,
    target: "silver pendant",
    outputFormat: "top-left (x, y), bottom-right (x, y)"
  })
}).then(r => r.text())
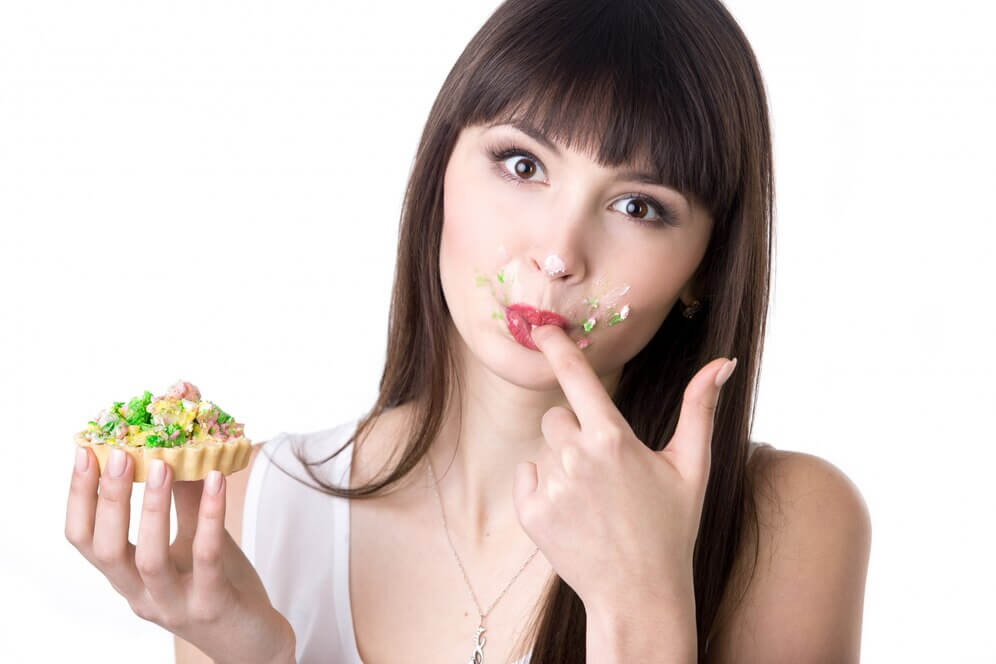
top-left (466, 623), bottom-right (486, 664)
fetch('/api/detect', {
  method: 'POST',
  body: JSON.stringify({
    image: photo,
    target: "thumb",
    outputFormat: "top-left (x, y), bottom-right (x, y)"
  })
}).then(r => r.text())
top-left (668, 357), bottom-right (737, 483)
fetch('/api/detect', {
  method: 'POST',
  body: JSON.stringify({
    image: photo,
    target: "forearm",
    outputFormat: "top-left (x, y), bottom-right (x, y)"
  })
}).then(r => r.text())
top-left (584, 590), bottom-right (697, 664)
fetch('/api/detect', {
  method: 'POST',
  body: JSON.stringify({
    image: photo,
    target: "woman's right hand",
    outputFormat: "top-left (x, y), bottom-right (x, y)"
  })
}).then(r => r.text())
top-left (65, 446), bottom-right (296, 664)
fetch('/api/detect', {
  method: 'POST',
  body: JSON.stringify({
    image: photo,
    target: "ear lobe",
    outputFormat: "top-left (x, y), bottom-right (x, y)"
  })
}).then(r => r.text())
top-left (677, 275), bottom-right (700, 308)
top-left (678, 289), bottom-right (698, 309)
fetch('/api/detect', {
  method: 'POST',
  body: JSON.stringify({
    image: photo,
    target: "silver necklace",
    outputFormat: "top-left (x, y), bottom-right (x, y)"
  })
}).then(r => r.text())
top-left (427, 458), bottom-right (541, 664)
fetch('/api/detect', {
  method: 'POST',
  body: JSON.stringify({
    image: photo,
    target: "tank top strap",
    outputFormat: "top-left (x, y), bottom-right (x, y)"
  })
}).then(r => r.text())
top-left (242, 418), bottom-right (362, 663)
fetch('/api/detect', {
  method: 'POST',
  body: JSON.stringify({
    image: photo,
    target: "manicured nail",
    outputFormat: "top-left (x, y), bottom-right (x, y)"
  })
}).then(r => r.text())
top-left (108, 448), bottom-right (126, 477)
top-left (715, 357), bottom-right (738, 388)
top-left (75, 447), bottom-right (89, 473)
top-left (147, 460), bottom-right (165, 488)
top-left (205, 470), bottom-right (223, 495)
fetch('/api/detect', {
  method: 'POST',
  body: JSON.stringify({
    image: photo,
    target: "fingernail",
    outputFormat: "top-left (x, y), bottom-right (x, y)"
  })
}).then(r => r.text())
top-left (75, 447), bottom-right (89, 473)
top-left (715, 357), bottom-right (738, 388)
top-left (205, 470), bottom-right (223, 495)
top-left (147, 460), bottom-right (165, 488)
top-left (108, 448), bottom-right (126, 477)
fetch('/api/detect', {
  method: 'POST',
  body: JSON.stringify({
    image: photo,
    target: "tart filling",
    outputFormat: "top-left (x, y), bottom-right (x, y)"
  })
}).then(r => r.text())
top-left (75, 379), bottom-right (252, 482)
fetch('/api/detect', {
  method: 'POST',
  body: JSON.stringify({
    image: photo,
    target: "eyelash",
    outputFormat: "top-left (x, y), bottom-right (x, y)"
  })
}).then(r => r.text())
top-left (485, 141), bottom-right (679, 228)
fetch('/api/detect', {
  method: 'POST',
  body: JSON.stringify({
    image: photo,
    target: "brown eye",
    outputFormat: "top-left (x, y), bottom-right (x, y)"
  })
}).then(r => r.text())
top-left (488, 143), bottom-right (547, 183)
top-left (487, 141), bottom-right (679, 228)
top-left (624, 199), bottom-right (651, 219)
top-left (610, 195), bottom-right (679, 228)
top-left (499, 153), bottom-right (544, 182)
top-left (512, 157), bottom-right (537, 178)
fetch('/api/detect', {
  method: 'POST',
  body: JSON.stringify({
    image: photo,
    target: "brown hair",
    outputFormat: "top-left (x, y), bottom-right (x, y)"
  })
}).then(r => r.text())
top-left (264, 0), bottom-right (774, 660)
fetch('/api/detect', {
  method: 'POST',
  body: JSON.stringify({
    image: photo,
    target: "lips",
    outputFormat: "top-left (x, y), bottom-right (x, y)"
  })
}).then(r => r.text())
top-left (504, 303), bottom-right (571, 351)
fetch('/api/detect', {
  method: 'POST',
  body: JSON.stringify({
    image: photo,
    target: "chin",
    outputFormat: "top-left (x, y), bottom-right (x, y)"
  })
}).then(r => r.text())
top-left (450, 312), bottom-right (567, 391)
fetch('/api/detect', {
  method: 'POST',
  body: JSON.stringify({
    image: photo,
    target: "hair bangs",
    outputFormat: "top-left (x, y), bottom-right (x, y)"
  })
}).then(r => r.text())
top-left (453, 0), bottom-right (736, 218)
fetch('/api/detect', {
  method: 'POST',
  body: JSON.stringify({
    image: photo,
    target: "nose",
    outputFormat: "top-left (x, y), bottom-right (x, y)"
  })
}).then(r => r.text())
top-left (533, 250), bottom-right (584, 284)
top-left (542, 253), bottom-right (566, 277)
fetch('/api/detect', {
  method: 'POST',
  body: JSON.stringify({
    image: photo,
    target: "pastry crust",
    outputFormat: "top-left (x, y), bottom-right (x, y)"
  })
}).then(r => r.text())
top-left (74, 432), bottom-right (253, 482)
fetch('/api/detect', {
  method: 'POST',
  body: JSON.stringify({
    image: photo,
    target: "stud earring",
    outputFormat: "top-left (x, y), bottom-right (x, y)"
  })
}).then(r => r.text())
top-left (682, 299), bottom-right (702, 319)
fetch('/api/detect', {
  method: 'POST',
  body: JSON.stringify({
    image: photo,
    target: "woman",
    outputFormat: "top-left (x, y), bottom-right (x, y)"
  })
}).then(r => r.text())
top-left (66, 0), bottom-right (872, 662)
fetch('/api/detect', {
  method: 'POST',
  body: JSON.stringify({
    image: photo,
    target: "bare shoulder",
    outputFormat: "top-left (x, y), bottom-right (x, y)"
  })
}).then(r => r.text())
top-left (706, 447), bottom-right (872, 664)
top-left (174, 441), bottom-right (265, 664)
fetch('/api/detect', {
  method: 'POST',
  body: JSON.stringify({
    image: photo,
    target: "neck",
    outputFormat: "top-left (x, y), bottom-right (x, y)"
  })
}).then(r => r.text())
top-left (424, 328), bottom-right (621, 552)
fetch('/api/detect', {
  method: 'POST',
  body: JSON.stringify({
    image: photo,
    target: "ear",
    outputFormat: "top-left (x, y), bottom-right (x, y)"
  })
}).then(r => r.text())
top-left (678, 281), bottom-right (699, 308)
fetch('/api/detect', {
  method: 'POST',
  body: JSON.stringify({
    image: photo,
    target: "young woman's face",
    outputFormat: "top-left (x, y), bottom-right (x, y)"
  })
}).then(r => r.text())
top-left (439, 120), bottom-right (714, 388)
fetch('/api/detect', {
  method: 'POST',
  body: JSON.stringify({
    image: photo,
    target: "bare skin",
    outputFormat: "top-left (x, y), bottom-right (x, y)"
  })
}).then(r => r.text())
top-left (347, 403), bottom-right (556, 664)
top-left (345, 123), bottom-right (870, 663)
top-left (65, 447), bottom-right (296, 664)
top-left (347, 121), bottom-right (715, 663)
top-left (432, 121), bottom-right (713, 548)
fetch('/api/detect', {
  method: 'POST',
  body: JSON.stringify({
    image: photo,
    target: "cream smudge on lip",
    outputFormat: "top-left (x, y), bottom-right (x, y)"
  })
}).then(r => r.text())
top-left (475, 253), bottom-right (633, 350)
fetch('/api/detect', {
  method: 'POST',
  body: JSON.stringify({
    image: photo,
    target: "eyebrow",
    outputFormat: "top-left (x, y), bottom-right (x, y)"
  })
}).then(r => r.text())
top-left (486, 119), bottom-right (679, 193)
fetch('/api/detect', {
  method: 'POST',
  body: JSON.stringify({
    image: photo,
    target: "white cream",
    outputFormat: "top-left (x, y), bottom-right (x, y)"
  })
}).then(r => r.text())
top-left (543, 253), bottom-right (566, 276)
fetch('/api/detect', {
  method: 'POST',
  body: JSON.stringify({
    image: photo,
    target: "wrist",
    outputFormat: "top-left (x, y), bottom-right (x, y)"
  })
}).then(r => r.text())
top-left (584, 590), bottom-right (697, 664)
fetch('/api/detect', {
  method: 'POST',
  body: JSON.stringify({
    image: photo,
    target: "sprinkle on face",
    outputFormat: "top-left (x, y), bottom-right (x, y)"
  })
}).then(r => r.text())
top-left (474, 259), bottom-right (633, 352)
top-left (606, 304), bottom-right (631, 326)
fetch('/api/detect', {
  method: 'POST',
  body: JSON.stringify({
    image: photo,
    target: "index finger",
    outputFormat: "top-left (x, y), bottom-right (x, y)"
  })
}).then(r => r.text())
top-left (530, 324), bottom-right (621, 430)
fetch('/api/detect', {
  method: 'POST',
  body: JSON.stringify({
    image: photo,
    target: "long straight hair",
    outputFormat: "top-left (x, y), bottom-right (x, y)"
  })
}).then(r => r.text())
top-left (264, 0), bottom-right (774, 660)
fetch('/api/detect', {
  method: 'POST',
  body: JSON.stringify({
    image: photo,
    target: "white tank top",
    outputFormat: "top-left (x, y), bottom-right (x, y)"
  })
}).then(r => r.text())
top-left (242, 415), bottom-right (770, 663)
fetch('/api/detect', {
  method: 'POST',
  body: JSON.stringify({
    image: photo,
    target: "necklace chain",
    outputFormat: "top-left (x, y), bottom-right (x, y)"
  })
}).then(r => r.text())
top-left (426, 458), bottom-right (541, 620)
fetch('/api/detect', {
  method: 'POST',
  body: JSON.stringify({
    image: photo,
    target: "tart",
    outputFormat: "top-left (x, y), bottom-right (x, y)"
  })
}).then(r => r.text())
top-left (74, 379), bottom-right (253, 482)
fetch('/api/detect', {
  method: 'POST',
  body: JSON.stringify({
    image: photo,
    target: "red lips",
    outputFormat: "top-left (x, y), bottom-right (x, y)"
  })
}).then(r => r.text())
top-left (504, 303), bottom-right (571, 350)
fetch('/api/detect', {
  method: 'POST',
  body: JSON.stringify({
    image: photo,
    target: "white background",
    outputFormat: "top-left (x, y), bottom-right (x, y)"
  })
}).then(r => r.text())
top-left (2, 1), bottom-right (994, 661)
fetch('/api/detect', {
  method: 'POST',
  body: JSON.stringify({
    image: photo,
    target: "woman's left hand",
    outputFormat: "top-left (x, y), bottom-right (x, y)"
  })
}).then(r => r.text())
top-left (512, 324), bottom-right (737, 610)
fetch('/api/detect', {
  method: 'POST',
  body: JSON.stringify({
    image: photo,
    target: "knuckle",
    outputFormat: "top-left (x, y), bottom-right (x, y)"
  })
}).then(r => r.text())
top-left (91, 542), bottom-right (126, 567)
top-left (516, 499), bottom-right (542, 528)
top-left (128, 597), bottom-right (160, 624)
top-left (560, 353), bottom-right (586, 377)
top-left (187, 592), bottom-right (229, 625)
top-left (560, 445), bottom-right (583, 475)
top-left (159, 610), bottom-right (187, 633)
top-left (192, 541), bottom-right (221, 567)
top-left (188, 603), bottom-right (222, 626)
top-left (592, 426), bottom-right (623, 448)
top-left (97, 487), bottom-right (127, 506)
top-left (698, 394), bottom-right (718, 417)
top-left (64, 524), bottom-right (87, 548)
top-left (134, 552), bottom-right (166, 578)
top-left (684, 382), bottom-right (717, 414)
top-left (141, 499), bottom-right (169, 517)
top-left (68, 482), bottom-right (90, 501)
top-left (91, 547), bottom-right (114, 567)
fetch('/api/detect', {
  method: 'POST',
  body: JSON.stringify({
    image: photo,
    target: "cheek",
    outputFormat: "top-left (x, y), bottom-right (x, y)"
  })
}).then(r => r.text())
top-left (441, 180), bottom-right (504, 263)
top-left (439, 180), bottom-right (506, 315)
